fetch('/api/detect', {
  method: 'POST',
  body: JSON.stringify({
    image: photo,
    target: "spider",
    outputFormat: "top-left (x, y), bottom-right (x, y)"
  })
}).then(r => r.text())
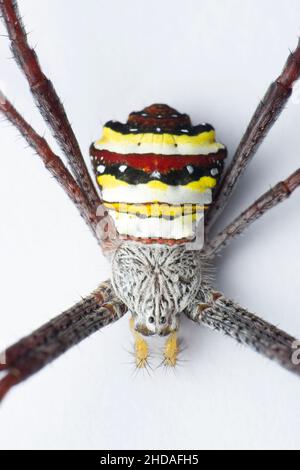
top-left (0, 0), bottom-right (300, 401)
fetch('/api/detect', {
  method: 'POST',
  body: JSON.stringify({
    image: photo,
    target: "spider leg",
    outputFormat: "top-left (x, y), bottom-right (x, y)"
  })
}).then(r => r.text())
top-left (0, 92), bottom-right (99, 238)
top-left (204, 168), bottom-right (300, 257)
top-left (205, 39), bottom-right (300, 230)
top-left (185, 285), bottom-right (300, 377)
top-left (0, 281), bottom-right (127, 401)
top-left (0, 0), bottom-right (100, 210)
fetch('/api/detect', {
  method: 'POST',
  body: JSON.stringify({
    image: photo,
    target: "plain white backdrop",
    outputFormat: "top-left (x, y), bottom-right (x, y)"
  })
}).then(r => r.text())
top-left (0, 0), bottom-right (300, 450)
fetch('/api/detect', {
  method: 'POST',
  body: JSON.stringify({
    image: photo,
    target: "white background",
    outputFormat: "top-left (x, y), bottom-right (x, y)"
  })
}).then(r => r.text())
top-left (0, 0), bottom-right (300, 450)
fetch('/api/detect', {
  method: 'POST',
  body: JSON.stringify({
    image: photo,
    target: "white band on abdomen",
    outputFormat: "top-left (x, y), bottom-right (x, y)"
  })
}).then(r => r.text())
top-left (101, 184), bottom-right (213, 204)
top-left (108, 210), bottom-right (205, 240)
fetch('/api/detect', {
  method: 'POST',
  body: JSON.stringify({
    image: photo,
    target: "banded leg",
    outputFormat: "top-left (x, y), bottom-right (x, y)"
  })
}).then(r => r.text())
top-left (185, 285), bottom-right (300, 376)
top-left (0, 0), bottom-right (100, 209)
top-left (0, 92), bottom-right (99, 238)
top-left (204, 168), bottom-right (300, 257)
top-left (0, 280), bottom-right (127, 401)
top-left (205, 39), bottom-right (300, 230)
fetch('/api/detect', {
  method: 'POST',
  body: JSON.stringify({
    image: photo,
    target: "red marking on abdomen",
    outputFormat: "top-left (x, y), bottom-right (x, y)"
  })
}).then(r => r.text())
top-left (120, 234), bottom-right (192, 246)
top-left (91, 147), bottom-right (226, 174)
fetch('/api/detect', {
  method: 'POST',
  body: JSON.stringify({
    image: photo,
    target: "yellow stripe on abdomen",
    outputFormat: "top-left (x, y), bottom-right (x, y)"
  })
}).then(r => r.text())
top-left (97, 175), bottom-right (217, 192)
top-left (103, 202), bottom-right (206, 218)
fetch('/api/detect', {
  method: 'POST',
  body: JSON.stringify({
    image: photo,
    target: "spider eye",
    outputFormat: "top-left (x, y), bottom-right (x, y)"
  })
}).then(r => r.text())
top-left (160, 316), bottom-right (166, 324)
top-left (148, 316), bottom-right (155, 324)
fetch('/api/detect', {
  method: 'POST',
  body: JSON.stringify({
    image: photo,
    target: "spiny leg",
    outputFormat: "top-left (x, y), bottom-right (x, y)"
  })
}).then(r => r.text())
top-left (0, 0), bottom-right (100, 210)
top-left (0, 92), bottom-right (99, 238)
top-left (185, 285), bottom-right (300, 377)
top-left (0, 281), bottom-right (127, 401)
top-left (163, 332), bottom-right (179, 368)
top-left (129, 317), bottom-right (150, 369)
top-left (204, 168), bottom-right (300, 257)
top-left (205, 39), bottom-right (300, 230)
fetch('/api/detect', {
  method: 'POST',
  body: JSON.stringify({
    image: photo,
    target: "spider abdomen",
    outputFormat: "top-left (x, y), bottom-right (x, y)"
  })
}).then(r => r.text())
top-left (90, 104), bottom-right (226, 244)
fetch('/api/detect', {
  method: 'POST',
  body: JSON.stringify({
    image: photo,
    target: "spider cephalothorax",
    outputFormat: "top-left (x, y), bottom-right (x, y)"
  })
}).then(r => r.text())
top-left (1, 0), bottom-right (300, 399)
top-left (112, 242), bottom-right (202, 336)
